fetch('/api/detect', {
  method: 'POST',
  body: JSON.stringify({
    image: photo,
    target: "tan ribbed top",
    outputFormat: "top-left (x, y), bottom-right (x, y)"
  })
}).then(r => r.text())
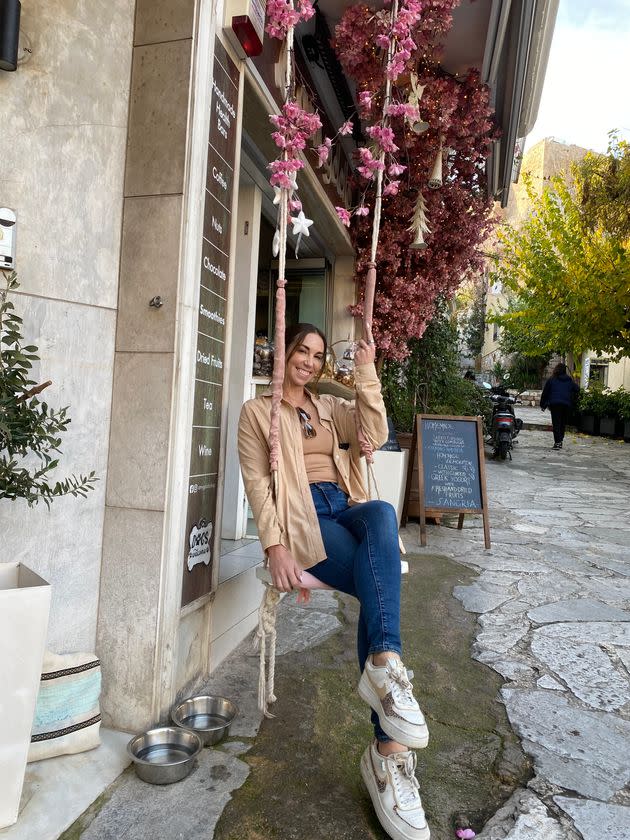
top-left (301, 400), bottom-right (339, 484)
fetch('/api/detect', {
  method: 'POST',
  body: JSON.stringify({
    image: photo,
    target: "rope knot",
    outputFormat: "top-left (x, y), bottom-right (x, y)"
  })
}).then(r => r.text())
top-left (254, 583), bottom-right (282, 717)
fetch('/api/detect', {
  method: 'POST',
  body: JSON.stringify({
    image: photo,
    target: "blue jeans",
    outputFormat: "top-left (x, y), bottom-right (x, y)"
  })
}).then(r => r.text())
top-left (308, 482), bottom-right (402, 741)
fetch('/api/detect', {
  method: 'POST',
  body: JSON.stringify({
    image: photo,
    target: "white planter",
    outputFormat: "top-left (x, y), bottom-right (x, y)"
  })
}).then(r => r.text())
top-left (362, 449), bottom-right (409, 525)
top-left (0, 563), bottom-right (51, 829)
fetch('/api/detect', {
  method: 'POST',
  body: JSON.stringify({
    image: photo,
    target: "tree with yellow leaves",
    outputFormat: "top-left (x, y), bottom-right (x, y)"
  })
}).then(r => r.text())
top-left (489, 163), bottom-right (630, 365)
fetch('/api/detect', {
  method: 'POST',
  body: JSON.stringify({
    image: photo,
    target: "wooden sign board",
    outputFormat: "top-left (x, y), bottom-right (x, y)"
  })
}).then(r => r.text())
top-left (402, 415), bottom-right (490, 549)
top-left (181, 39), bottom-right (239, 607)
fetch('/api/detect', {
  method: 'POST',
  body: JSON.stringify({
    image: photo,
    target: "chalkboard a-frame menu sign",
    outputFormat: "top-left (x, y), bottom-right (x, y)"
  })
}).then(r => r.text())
top-left (402, 415), bottom-right (491, 549)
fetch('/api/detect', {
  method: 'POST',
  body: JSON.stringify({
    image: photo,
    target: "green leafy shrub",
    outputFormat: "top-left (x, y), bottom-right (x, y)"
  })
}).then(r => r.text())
top-left (505, 353), bottom-right (550, 390)
top-left (616, 388), bottom-right (630, 420)
top-left (381, 301), bottom-right (492, 433)
top-left (578, 384), bottom-right (622, 419)
top-left (1, 271), bottom-right (97, 506)
top-left (578, 385), bottom-right (606, 417)
top-left (602, 390), bottom-right (622, 418)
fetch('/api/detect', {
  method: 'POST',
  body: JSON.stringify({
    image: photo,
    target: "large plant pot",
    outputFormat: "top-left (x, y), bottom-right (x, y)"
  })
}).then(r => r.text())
top-left (624, 419), bottom-right (630, 442)
top-left (599, 415), bottom-right (617, 437)
top-left (0, 563), bottom-right (51, 829)
top-left (579, 413), bottom-right (599, 435)
top-left (397, 432), bottom-right (420, 518)
top-left (361, 449), bottom-right (409, 525)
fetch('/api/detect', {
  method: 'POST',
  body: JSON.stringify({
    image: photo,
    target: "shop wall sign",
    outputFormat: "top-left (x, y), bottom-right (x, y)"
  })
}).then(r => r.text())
top-left (182, 39), bottom-right (239, 607)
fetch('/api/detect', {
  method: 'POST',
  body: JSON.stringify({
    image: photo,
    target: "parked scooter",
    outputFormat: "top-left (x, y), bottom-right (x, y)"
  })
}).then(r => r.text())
top-left (488, 387), bottom-right (523, 460)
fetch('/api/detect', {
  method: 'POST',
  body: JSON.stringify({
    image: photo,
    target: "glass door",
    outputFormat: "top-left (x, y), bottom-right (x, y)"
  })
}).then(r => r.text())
top-left (254, 259), bottom-right (330, 347)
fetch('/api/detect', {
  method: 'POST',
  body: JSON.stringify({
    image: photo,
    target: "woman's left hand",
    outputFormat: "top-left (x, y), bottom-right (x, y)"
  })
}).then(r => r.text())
top-left (354, 338), bottom-right (376, 366)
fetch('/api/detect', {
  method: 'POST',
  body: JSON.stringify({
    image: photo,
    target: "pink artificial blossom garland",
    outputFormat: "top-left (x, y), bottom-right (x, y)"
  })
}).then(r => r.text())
top-left (268, 101), bottom-right (322, 188)
top-left (265, 0), bottom-right (315, 41)
top-left (382, 180), bottom-right (400, 196)
top-left (335, 1), bottom-right (496, 361)
top-left (350, 0), bottom-right (428, 201)
top-left (335, 207), bottom-right (352, 226)
top-left (358, 91), bottom-right (373, 111)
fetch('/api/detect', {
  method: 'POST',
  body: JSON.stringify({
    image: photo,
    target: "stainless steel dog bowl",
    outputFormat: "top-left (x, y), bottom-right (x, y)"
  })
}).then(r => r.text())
top-left (171, 695), bottom-right (238, 746)
top-left (127, 726), bottom-right (201, 784)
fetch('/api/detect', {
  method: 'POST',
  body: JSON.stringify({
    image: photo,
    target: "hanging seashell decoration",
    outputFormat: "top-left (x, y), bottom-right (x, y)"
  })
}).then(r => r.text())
top-left (428, 136), bottom-right (444, 189)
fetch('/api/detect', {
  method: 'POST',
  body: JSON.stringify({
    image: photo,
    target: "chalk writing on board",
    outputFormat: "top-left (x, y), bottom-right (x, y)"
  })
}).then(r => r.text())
top-left (421, 418), bottom-right (482, 510)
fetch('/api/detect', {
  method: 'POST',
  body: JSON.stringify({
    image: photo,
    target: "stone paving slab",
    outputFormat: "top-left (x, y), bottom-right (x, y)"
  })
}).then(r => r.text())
top-left (79, 749), bottom-right (249, 840)
top-left (527, 598), bottom-right (630, 624)
top-left (502, 689), bottom-right (630, 800)
top-left (554, 796), bottom-right (630, 840)
top-left (530, 631), bottom-right (629, 711)
top-left (476, 789), bottom-right (574, 840)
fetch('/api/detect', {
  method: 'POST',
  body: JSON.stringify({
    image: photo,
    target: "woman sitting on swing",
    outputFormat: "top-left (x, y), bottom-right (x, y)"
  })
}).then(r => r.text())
top-left (238, 322), bottom-right (430, 840)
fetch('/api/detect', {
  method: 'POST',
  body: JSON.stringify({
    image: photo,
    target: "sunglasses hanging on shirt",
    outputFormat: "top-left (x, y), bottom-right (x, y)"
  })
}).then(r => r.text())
top-left (296, 406), bottom-right (317, 439)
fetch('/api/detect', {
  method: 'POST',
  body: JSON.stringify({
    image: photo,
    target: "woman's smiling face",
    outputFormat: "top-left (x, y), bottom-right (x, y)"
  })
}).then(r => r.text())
top-left (285, 332), bottom-right (325, 390)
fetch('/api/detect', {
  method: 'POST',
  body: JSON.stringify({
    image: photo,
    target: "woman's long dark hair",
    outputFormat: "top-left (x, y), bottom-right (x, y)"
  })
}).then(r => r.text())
top-left (284, 323), bottom-right (327, 385)
top-left (552, 362), bottom-right (567, 377)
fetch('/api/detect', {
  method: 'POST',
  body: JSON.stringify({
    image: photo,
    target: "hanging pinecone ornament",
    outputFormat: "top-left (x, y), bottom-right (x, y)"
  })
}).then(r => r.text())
top-left (407, 191), bottom-right (430, 250)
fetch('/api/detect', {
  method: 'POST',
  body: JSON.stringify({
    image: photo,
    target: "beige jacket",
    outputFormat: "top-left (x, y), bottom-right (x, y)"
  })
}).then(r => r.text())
top-left (237, 363), bottom-right (389, 570)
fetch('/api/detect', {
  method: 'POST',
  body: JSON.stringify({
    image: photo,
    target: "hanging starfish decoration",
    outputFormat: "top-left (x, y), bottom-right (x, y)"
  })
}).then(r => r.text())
top-left (290, 210), bottom-right (313, 257)
top-left (290, 210), bottom-right (313, 237)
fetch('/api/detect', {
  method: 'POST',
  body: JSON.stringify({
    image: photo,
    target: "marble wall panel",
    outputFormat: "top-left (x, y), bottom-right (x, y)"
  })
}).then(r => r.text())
top-left (98, 507), bottom-right (163, 732)
top-left (134, 0), bottom-right (195, 46)
top-left (210, 568), bottom-right (263, 644)
top-left (0, 296), bottom-right (116, 652)
top-left (210, 611), bottom-right (259, 670)
top-left (106, 353), bottom-right (174, 512)
top-left (124, 40), bottom-right (193, 197)
top-left (116, 195), bottom-right (182, 353)
top-left (0, 0), bottom-right (134, 308)
top-left (175, 605), bottom-right (211, 693)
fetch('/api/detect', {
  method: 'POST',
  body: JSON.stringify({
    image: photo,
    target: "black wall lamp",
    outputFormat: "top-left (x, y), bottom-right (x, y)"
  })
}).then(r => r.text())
top-left (0, 0), bottom-right (21, 72)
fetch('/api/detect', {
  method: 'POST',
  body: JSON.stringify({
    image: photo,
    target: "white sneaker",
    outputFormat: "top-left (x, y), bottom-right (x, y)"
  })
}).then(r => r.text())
top-left (360, 740), bottom-right (430, 840)
top-left (358, 655), bottom-right (429, 749)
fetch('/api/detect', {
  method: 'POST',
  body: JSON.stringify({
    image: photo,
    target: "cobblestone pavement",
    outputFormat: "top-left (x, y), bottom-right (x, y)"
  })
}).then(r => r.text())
top-left (402, 425), bottom-right (630, 840)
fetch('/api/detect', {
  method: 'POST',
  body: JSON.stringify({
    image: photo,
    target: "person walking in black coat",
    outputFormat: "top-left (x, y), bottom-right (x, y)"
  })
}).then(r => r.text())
top-left (540, 363), bottom-right (580, 449)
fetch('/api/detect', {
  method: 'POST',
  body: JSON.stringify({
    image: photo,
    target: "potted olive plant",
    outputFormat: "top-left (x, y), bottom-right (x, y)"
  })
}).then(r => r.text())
top-left (617, 389), bottom-right (630, 442)
top-left (0, 270), bottom-right (95, 828)
top-left (578, 386), bottom-right (604, 436)
top-left (598, 389), bottom-right (619, 437)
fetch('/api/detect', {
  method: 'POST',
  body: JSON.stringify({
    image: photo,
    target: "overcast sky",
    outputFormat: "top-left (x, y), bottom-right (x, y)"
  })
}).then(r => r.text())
top-left (525, 0), bottom-right (630, 153)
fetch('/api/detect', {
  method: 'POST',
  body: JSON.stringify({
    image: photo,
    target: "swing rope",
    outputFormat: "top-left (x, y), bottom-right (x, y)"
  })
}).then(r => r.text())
top-left (356, 0), bottom-right (398, 467)
top-left (257, 13), bottom-right (293, 717)
top-left (255, 0), bottom-right (403, 717)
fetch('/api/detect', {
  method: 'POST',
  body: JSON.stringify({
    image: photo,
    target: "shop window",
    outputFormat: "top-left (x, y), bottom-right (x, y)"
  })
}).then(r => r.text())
top-left (589, 363), bottom-right (608, 386)
top-left (253, 259), bottom-right (329, 377)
